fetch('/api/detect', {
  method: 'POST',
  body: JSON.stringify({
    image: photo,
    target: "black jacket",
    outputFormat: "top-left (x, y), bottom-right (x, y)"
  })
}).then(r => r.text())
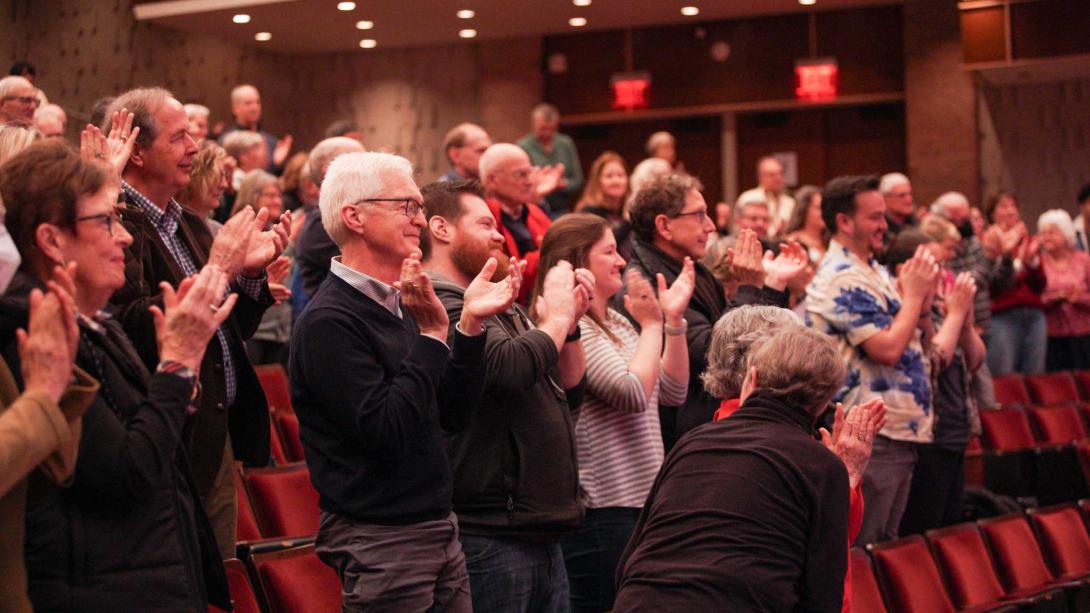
top-left (295, 208), bottom-right (341, 300)
top-left (431, 274), bottom-right (584, 540)
top-left (0, 276), bottom-right (229, 612)
top-left (616, 239), bottom-right (788, 448)
top-left (614, 392), bottom-right (849, 612)
top-left (111, 193), bottom-right (273, 493)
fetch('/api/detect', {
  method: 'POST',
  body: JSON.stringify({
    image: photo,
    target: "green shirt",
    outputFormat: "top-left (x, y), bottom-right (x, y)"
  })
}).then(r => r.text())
top-left (517, 132), bottom-right (584, 215)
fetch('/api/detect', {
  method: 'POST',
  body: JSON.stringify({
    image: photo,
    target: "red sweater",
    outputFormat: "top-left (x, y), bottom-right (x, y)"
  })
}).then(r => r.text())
top-left (487, 198), bottom-right (551, 305)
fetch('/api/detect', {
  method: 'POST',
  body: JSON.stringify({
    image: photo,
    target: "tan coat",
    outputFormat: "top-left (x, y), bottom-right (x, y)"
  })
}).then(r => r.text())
top-left (0, 362), bottom-right (98, 613)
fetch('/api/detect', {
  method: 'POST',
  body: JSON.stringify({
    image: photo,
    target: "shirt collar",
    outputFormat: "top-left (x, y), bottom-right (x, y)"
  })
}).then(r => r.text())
top-left (122, 181), bottom-right (184, 234)
top-left (829, 238), bottom-right (878, 268)
top-left (329, 257), bottom-right (402, 318)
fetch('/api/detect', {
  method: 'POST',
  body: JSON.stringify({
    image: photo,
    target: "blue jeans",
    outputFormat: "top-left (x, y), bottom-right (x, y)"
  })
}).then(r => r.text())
top-left (460, 534), bottom-right (570, 613)
top-left (987, 307), bottom-right (1047, 375)
top-left (561, 507), bottom-right (640, 613)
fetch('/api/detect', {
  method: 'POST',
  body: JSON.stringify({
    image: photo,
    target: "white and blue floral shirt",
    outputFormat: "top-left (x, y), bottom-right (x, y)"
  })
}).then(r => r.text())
top-left (807, 239), bottom-right (932, 443)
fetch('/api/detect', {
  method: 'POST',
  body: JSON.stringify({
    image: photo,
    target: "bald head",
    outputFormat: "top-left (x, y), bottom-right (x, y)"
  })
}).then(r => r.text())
top-left (309, 136), bottom-right (366, 186)
top-left (443, 122), bottom-right (491, 179)
top-left (230, 84), bottom-right (261, 128)
top-left (33, 103), bottom-right (66, 139)
top-left (479, 143), bottom-right (533, 206)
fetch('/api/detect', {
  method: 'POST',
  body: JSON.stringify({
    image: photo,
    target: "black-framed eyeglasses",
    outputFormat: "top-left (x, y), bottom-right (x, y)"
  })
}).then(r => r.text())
top-left (672, 209), bottom-right (708, 223)
top-left (75, 210), bottom-right (124, 236)
top-left (2, 96), bottom-right (40, 108)
top-left (356, 198), bottom-right (426, 218)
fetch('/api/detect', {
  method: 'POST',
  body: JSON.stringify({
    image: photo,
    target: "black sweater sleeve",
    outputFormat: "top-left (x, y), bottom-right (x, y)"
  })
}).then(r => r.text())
top-left (801, 459), bottom-right (850, 612)
top-left (436, 327), bottom-right (487, 433)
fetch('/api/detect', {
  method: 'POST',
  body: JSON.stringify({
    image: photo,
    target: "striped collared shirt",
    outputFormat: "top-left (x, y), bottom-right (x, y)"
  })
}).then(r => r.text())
top-left (329, 257), bottom-right (402, 318)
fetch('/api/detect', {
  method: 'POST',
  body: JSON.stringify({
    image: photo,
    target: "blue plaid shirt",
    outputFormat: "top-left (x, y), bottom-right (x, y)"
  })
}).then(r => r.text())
top-left (123, 181), bottom-right (266, 406)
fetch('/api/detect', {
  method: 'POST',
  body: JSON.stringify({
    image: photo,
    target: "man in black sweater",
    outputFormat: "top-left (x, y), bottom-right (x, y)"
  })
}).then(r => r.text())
top-left (290, 153), bottom-right (519, 611)
top-left (614, 326), bottom-right (850, 612)
top-left (420, 180), bottom-right (589, 612)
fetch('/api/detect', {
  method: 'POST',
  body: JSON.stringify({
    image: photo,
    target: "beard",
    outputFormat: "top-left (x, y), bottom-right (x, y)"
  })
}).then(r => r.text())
top-left (452, 236), bottom-right (510, 282)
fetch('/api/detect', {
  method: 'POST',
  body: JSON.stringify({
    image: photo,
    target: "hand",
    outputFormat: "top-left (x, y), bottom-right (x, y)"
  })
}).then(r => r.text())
top-left (394, 253), bottom-right (449, 339)
top-left (622, 269), bottom-right (663, 328)
top-left (267, 256), bottom-right (292, 285)
top-left (999, 222), bottom-right (1027, 256)
top-left (48, 262), bottom-right (80, 361)
top-left (981, 226), bottom-right (1003, 259)
top-left (269, 283), bottom-right (292, 304)
top-left (944, 271), bottom-right (976, 318)
top-left (241, 211), bottom-right (292, 276)
top-left (657, 257), bottom-right (695, 325)
top-left (534, 260), bottom-right (577, 330)
top-left (18, 286), bottom-right (79, 404)
top-left (726, 229), bottom-right (765, 288)
top-left (819, 399), bottom-right (886, 489)
top-left (461, 257), bottom-right (522, 335)
top-left (572, 267), bottom-right (595, 330)
top-left (1020, 235), bottom-right (1041, 265)
top-left (149, 265), bottom-right (238, 372)
top-left (898, 246), bottom-right (940, 306)
top-left (532, 164), bottom-right (565, 200)
top-left (80, 109), bottom-right (140, 177)
top-left (763, 240), bottom-right (809, 292)
top-left (208, 208), bottom-right (256, 278)
top-left (273, 134), bottom-right (294, 168)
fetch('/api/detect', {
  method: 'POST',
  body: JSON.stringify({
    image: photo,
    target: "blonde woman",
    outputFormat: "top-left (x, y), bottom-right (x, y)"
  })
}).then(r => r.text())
top-left (177, 141), bottom-right (229, 233)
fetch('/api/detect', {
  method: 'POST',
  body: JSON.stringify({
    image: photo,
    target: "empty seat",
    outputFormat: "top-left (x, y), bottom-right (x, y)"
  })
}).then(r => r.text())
top-left (1072, 371), bottom-right (1090, 402)
top-left (868, 536), bottom-right (957, 613)
top-left (219, 558), bottom-right (261, 613)
top-left (235, 467), bottom-right (262, 543)
top-left (255, 364), bottom-right (293, 414)
top-left (251, 543), bottom-right (342, 613)
top-left (274, 412), bottom-right (305, 463)
top-left (979, 408), bottom-right (1036, 451)
top-left (977, 513), bottom-right (1072, 605)
top-left (993, 374), bottom-right (1031, 408)
top-left (926, 523), bottom-right (1010, 610)
top-left (1028, 505), bottom-right (1090, 579)
top-left (243, 462), bottom-right (320, 538)
top-left (1025, 372), bottom-right (1081, 406)
top-left (1028, 405), bottom-right (1087, 445)
top-left (850, 548), bottom-right (888, 613)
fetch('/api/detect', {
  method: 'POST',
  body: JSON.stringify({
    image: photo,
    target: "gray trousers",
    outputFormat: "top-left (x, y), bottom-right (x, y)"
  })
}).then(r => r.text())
top-left (315, 510), bottom-right (472, 613)
top-left (854, 436), bottom-right (918, 546)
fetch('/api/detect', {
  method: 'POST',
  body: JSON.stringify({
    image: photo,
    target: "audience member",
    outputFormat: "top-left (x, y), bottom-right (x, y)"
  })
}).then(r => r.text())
top-left (105, 87), bottom-right (290, 560)
top-left (88, 96), bottom-right (115, 130)
top-left (645, 130), bottom-right (684, 173)
top-left (0, 140), bottom-right (235, 611)
top-left (785, 184), bottom-right (829, 263)
top-left (31, 103), bottom-right (65, 139)
top-left (807, 175), bottom-right (939, 545)
top-left (1037, 209), bottom-right (1090, 371)
top-left (576, 151), bottom-right (633, 259)
top-left (0, 125), bottom-right (39, 163)
top-left (290, 152), bottom-right (513, 610)
top-left (324, 118), bottom-right (361, 141)
top-left (1074, 183), bottom-right (1090, 251)
top-left (7, 61), bottom-right (35, 83)
top-left (518, 103), bottom-right (583, 216)
top-left (736, 155), bottom-right (795, 237)
top-left (218, 84), bottom-right (292, 173)
top-left (0, 76), bottom-right (39, 126)
top-left (733, 199), bottom-right (771, 240)
top-left (177, 140), bottom-right (229, 233)
top-left (421, 180), bottom-right (588, 612)
top-left (981, 190), bottom-right (1046, 375)
top-left (879, 172), bottom-right (916, 240)
top-left (279, 151), bottom-right (310, 212)
top-left (614, 326), bottom-right (850, 611)
top-left (222, 130), bottom-right (268, 191)
top-left (183, 103), bottom-right (210, 142)
top-left (441, 122), bottom-right (492, 182)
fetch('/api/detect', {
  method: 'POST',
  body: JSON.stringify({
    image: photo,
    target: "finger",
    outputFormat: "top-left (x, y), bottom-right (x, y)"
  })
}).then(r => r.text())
top-left (148, 305), bottom-right (166, 345)
top-left (656, 272), bottom-right (668, 295)
top-left (127, 126), bottom-right (141, 147)
top-left (122, 111), bottom-right (134, 136)
top-left (110, 110), bottom-right (122, 137)
top-left (159, 280), bottom-right (180, 311)
top-left (15, 328), bottom-right (28, 360)
top-left (210, 293), bottom-right (239, 327)
top-left (475, 257), bottom-right (498, 283)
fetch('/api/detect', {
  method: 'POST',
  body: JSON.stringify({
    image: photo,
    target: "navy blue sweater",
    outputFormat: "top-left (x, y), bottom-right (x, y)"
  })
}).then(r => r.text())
top-left (289, 273), bottom-right (486, 524)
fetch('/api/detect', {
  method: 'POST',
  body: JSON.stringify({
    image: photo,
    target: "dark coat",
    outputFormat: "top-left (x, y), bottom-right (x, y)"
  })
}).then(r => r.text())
top-left (0, 276), bottom-right (229, 612)
top-left (111, 194), bottom-right (273, 493)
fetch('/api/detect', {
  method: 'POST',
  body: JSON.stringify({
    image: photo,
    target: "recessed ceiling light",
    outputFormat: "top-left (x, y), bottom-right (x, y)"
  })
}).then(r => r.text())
top-left (569, 17), bottom-right (587, 27)
top-left (359, 38), bottom-right (377, 48)
top-left (681, 6), bottom-right (700, 16)
top-left (254, 32), bottom-right (272, 41)
top-left (356, 20), bottom-right (374, 29)
top-left (799, 0), bottom-right (816, 4)
top-left (459, 29), bottom-right (477, 38)
top-left (573, 0), bottom-right (592, 6)
top-left (337, 1), bottom-right (356, 10)
top-left (232, 14), bottom-right (250, 23)
top-left (456, 9), bottom-right (475, 19)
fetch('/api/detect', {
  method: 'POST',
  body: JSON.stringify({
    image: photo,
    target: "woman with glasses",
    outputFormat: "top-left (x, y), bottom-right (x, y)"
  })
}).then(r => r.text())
top-left (0, 140), bottom-right (237, 611)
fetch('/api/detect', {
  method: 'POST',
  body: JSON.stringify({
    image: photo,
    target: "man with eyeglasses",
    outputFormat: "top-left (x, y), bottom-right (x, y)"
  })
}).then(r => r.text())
top-left (441, 123), bottom-right (492, 183)
top-left (0, 76), bottom-right (40, 126)
top-left (291, 152), bottom-right (519, 611)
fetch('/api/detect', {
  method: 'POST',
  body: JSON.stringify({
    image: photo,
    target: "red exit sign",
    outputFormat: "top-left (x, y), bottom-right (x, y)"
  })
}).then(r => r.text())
top-left (611, 71), bottom-right (651, 110)
top-left (795, 57), bottom-right (838, 100)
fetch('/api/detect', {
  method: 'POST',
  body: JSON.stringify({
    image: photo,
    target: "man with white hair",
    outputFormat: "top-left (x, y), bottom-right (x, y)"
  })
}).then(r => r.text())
top-left (0, 76), bottom-right (40, 126)
top-left (480, 143), bottom-right (553, 303)
top-left (32, 103), bottom-right (66, 139)
top-left (184, 103), bottom-right (210, 142)
top-left (441, 122), bottom-right (492, 182)
top-left (218, 84), bottom-right (292, 173)
top-left (290, 151), bottom-right (517, 611)
top-left (880, 172), bottom-right (916, 240)
top-left (736, 155), bottom-right (796, 238)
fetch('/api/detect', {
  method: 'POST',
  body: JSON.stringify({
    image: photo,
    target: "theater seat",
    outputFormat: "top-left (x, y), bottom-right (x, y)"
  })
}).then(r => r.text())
top-left (868, 536), bottom-right (957, 613)
top-left (1028, 505), bottom-right (1090, 580)
top-left (213, 558), bottom-right (261, 613)
top-left (243, 463), bottom-right (320, 538)
top-left (274, 412), bottom-right (305, 463)
top-left (850, 548), bottom-right (888, 613)
top-left (1028, 405), bottom-right (1087, 446)
top-left (977, 513), bottom-right (1073, 605)
top-left (255, 364), bottom-right (293, 414)
top-left (979, 408), bottom-right (1036, 451)
top-left (1025, 372), bottom-right (1081, 406)
top-left (251, 542), bottom-right (342, 613)
top-left (1072, 371), bottom-right (1090, 402)
top-left (235, 467), bottom-right (262, 543)
top-left (926, 523), bottom-right (1050, 610)
top-left (993, 374), bottom-right (1031, 408)
top-left (269, 419), bottom-right (288, 466)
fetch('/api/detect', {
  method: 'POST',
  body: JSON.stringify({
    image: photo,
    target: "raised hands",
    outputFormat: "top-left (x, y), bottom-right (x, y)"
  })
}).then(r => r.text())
top-left (819, 399), bottom-right (887, 489)
top-left (658, 257), bottom-right (695, 325)
top-left (532, 164), bottom-right (565, 200)
top-left (572, 267), bottom-right (595, 327)
top-left (80, 109), bottom-right (140, 177)
top-left (898, 245), bottom-right (940, 306)
top-left (241, 210), bottom-right (292, 276)
top-left (763, 240), bottom-right (809, 292)
top-left (209, 207), bottom-right (292, 278)
top-left (395, 253), bottom-right (449, 340)
top-left (623, 269), bottom-right (663, 328)
top-left (267, 256), bottom-right (293, 304)
top-left (726, 229), bottom-right (765, 288)
top-left (149, 265), bottom-right (238, 372)
top-left (944, 271), bottom-right (976, 319)
top-left (273, 135), bottom-right (294, 168)
top-left (535, 260), bottom-right (578, 331)
top-left (461, 256), bottom-right (524, 335)
top-left (18, 264), bottom-right (81, 403)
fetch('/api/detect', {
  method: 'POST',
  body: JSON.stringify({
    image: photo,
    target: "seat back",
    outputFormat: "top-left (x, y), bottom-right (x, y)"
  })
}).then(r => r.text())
top-left (251, 543), bottom-right (342, 613)
top-left (235, 467), bottom-right (262, 542)
top-left (868, 536), bottom-right (956, 613)
top-left (269, 419), bottom-right (288, 465)
top-left (243, 462), bottom-right (320, 538)
top-left (255, 364), bottom-right (293, 414)
top-left (222, 558), bottom-right (261, 613)
top-left (1028, 505), bottom-right (1090, 577)
top-left (977, 513), bottom-right (1055, 592)
top-left (1073, 371), bottom-right (1090, 402)
top-left (979, 408), bottom-right (1036, 451)
top-left (1028, 405), bottom-right (1087, 445)
top-left (926, 523), bottom-right (1006, 608)
top-left (993, 374), bottom-right (1032, 407)
top-left (1025, 372), bottom-right (1081, 405)
top-left (274, 412), bottom-right (306, 463)
top-left (850, 548), bottom-right (888, 613)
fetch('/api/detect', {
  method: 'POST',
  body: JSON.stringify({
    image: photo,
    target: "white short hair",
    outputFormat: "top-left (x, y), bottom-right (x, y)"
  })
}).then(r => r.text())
top-left (0, 76), bottom-right (33, 100)
top-left (222, 130), bottom-right (264, 158)
top-left (478, 143), bottom-right (526, 179)
top-left (230, 84), bottom-right (259, 106)
top-left (930, 191), bottom-right (969, 219)
top-left (1038, 209), bottom-right (1077, 247)
top-left (319, 151), bottom-right (414, 247)
top-left (879, 172), bottom-right (910, 195)
top-left (309, 136), bottom-right (365, 186)
top-left (33, 103), bottom-right (65, 123)
top-left (184, 103), bottom-right (209, 120)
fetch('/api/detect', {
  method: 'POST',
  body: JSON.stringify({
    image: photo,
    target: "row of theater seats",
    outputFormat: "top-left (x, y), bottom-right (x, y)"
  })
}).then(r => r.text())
top-left (855, 501), bottom-right (1090, 612)
top-left (209, 540), bottom-right (342, 613)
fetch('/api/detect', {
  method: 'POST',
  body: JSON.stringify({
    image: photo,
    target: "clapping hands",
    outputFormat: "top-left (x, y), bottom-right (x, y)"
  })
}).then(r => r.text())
top-left (820, 399), bottom-right (887, 489)
top-left (80, 109), bottom-right (140, 177)
top-left (461, 257), bottom-right (524, 335)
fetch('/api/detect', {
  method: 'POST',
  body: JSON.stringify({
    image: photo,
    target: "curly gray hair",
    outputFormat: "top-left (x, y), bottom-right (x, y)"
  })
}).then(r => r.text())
top-left (701, 306), bottom-right (802, 399)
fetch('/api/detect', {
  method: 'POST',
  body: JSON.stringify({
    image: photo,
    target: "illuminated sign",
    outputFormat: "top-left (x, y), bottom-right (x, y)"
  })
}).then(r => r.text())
top-left (795, 57), bottom-right (838, 100)
top-left (611, 72), bottom-right (651, 110)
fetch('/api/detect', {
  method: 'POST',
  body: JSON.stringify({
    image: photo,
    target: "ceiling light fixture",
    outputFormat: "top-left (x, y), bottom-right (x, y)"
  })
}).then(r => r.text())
top-left (254, 32), bottom-right (272, 41)
top-left (457, 9), bottom-right (475, 19)
top-left (359, 38), bottom-right (377, 48)
top-left (681, 6), bottom-right (700, 16)
top-left (799, 0), bottom-right (816, 4)
top-left (569, 17), bottom-right (587, 27)
top-left (573, 0), bottom-right (592, 6)
top-left (232, 14), bottom-right (250, 23)
top-left (459, 29), bottom-right (477, 39)
top-left (356, 20), bottom-right (374, 29)
top-left (337, 1), bottom-right (356, 10)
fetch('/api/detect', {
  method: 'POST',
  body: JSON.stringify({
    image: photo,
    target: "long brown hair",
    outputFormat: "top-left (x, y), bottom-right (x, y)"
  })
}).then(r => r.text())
top-left (529, 214), bottom-right (614, 337)
top-left (575, 151), bottom-right (628, 214)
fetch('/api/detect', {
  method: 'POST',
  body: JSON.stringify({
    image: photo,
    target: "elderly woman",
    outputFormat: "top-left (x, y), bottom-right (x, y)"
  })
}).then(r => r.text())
top-left (534, 214), bottom-right (693, 612)
top-left (1038, 209), bottom-right (1090, 371)
top-left (0, 140), bottom-right (237, 610)
top-left (614, 326), bottom-right (862, 612)
top-left (177, 140), bottom-right (229, 234)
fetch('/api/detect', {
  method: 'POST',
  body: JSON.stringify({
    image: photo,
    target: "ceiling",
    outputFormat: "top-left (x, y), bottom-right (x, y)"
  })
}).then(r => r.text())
top-left (134, 0), bottom-right (901, 54)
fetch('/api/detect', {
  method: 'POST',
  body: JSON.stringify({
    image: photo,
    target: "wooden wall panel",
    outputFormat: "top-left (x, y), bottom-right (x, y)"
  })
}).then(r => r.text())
top-left (959, 6), bottom-right (1007, 64)
top-left (1011, 0), bottom-right (1090, 60)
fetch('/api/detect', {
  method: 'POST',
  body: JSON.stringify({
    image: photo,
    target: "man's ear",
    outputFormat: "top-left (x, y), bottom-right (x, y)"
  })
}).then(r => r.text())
top-left (835, 212), bottom-right (852, 236)
top-left (127, 142), bottom-right (146, 169)
top-left (340, 202), bottom-right (365, 236)
top-left (654, 213), bottom-right (672, 242)
top-left (428, 216), bottom-right (454, 245)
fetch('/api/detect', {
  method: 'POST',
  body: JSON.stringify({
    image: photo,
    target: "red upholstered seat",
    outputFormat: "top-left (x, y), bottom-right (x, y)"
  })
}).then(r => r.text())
top-left (218, 558), bottom-right (261, 613)
top-left (274, 412), bottom-right (305, 463)
top-left (269, 419), bottom-right (288, 466)
top-left (868, 536), bottom-right (957, 613)
top-left (255, 364), bottom-right (293, 414)
top-left (850, 548), bottom-right (888, 613)
top-left (251, 543), bottom-right (342, 613)
top-left (1028, 505), bottom-right (1090, 579)
top-left (243, 463), bottom-right (320, 538)
top-left (993, 374), bottom-right (1031, 408)
top-left (1072, 371), bottom-right (1090, 402)
top-left (1028, 405), bottom-right (1087, 445)
top-left (978, 514), bottom-right (1061, 593)
top-left (1025, 372), bottom-right (1081, 406)
top-left (926, 523), bottom-right (1009, 609)
top-left (235, 467), bottom-right (262, 542)
top-left (979, 408), bottom-right (1036, 451)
